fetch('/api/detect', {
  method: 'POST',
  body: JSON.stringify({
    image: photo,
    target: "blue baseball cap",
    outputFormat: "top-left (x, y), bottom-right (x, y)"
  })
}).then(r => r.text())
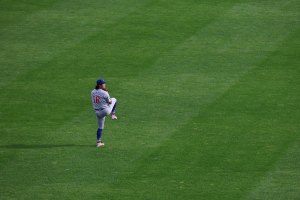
top-left (96, 79), bottom-right (106, 85)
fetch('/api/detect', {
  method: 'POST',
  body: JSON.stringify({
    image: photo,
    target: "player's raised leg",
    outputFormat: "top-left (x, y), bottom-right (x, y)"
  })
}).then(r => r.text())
top-left (110, 97), bottom-right (118, 120)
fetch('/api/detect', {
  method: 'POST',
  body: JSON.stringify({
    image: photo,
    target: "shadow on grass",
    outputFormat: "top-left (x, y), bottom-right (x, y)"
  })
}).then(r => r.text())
top-left (0, 144), bottom-right (94, 149)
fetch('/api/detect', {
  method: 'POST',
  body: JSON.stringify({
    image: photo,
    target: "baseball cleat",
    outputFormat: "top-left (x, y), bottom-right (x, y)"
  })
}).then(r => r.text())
top-left (111, 114), bottom-right (117, 120)
top-left (96, 141), bottom-right (105, 148)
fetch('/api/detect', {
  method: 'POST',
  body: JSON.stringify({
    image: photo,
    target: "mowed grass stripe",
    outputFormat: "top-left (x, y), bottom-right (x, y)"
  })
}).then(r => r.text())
top-left (113, 0), bottom-right (299, 153)
top-left (27, 0), bottom-right (300, 199)
top-left (95, 1), bottom-right (299, 199)
top-left (0, 0), bottom-right (157, 137)
top-left (1, 1), bottom-right (234, 141)
top-left (0, 0), bottom-right (151, 152)
top-left (244, 29), bottom-right (300, 200)
top-left (1, 1), bottom-right (239, 199)
top-left (0, 0), bottom-right (149, 87)
top-left (245, 139), bottom-right (300, 200)
top-left (0, 0), bottom-right (299, 199)
top-left (109, 25), bottom-right (300, 199)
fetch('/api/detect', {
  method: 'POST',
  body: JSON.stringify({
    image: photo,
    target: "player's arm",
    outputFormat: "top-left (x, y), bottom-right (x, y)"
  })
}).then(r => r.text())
top-left (105, 92), bottom-right (112, 104)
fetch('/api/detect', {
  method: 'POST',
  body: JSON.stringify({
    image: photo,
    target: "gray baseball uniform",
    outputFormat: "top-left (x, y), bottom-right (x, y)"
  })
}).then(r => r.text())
top-left (91, 89), bottom-right (116, 129)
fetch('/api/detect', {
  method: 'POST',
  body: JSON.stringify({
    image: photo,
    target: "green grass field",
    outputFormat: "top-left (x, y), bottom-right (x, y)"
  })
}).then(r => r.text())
top-left (1, 0), bottom-right (299, 199)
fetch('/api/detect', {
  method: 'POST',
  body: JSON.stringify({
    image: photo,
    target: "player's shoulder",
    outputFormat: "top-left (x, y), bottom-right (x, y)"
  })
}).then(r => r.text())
top-left (99, 89), bottom-right (108, 94)
top-left (92, 89), bottom-right (108, 95)
top-left (91, 89), bottom-right (101, 95)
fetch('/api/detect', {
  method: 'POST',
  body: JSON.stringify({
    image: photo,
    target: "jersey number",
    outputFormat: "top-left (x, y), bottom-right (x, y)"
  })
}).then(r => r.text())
top-left (93, 96), bottom-right (101, 103)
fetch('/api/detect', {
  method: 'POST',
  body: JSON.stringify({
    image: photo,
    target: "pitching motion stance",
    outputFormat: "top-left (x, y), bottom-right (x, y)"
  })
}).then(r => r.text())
top-left (91, 79), bottom-right (117, 148)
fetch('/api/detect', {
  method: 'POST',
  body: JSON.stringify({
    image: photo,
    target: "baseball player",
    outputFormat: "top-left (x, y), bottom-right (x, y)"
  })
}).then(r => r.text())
top-left (91, 79), bottom-right (117, 148)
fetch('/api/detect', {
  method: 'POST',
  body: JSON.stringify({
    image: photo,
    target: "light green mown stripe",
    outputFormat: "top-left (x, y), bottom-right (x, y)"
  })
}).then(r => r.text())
top-left (245, 139), bottom-right (300, 200)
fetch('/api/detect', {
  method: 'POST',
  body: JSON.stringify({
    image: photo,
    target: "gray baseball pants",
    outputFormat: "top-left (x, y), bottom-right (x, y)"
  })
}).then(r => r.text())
top-left (95, 98), bottom-right (117, 129)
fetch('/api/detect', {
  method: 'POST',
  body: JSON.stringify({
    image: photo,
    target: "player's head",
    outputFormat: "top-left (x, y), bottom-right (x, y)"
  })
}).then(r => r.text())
top-left (95, 79), bottom-right (106, 89)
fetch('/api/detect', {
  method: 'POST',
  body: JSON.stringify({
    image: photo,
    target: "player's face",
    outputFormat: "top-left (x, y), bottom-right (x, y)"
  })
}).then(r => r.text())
top-left (100, 83), bottom-right (106, 89)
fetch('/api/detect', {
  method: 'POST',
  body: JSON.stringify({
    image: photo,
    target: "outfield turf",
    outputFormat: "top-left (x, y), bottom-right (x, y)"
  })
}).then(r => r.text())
top-left (0, 0), bottom-right (299, 199)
